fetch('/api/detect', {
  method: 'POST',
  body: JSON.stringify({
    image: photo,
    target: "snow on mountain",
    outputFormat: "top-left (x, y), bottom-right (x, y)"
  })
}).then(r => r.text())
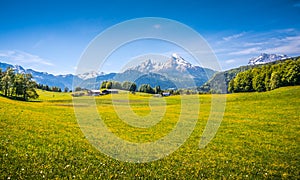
top-left (248, 53), bottom-right (289, 65)
top-left (171, 53), bottom-right (192, 67)
top-left (0, 62), bottom-right (26, 74)
top-left (128, 53), bottom-right (196, 73)
top-left (122, 54), bottom-right (216, 88)
top-left (13, 65), bottom-right (26, 74)
top-left (169, 53), bottom-right (194, 71)
top-left (0, 61), bottom-right (111, 89)
top-left (0, 62), bottom-right (80, 89)
top-left (77, 71), bottom-right (104, 80)
top-left (127, 59), bottom-right (162, 73)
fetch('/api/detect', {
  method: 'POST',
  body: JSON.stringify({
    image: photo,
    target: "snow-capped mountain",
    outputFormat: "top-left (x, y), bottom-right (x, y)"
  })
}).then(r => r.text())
top-left (248, 53), bottom-right (289, 65)
top-left (128, 53), bottom-right (208, 73)
top-left (127, 59), bottom-right (162, 73)
top-left (117, 54), bottom-right (216, 88)
top-left (0, 62), bottom-right (26, 74)
top-left (77, 71), bottom-right (104, 80)
top-left (0, 61), bottom-right (80, 89)
top-left (169, 53), bottom-right (194, 70)
top-left (14, 65), bottom-right (26, 74)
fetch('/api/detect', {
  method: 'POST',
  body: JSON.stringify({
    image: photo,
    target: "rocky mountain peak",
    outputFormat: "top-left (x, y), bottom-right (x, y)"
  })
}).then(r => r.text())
top-left (248, 53), bottom-right (289, 65)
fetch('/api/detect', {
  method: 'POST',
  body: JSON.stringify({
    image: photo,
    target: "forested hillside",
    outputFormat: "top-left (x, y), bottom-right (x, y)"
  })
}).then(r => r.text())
top-left (228, 58), bottom-right (300, 92)
top-left (199, 56), bottom-right (300, 93)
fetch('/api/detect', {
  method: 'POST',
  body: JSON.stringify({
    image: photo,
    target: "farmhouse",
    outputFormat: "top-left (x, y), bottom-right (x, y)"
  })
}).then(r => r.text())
top-left (101, 89), bottom-right (119, 95)
top-left (162, 92), bottom-right (171, 96)
top-left (71, 91), bottom-right (85, 97)
top-left (88, 90), bottom-right (101, 96)
top-left (108, 89), bottom-right (119, 94)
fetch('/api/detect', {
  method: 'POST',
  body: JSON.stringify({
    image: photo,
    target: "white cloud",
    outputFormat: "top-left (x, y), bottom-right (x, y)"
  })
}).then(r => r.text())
top-left (0, 50), bottom-right (54, 67)
top-left (222, 32), bottom-right (246, 41)
top-left (225, 59), bottom-right (236, 64)
top-left (264, 35), bottom-right (300, 54)
top-left (208, 28), bottom-right (300, 70)
top-left (243, 42), bottom-right (267, 47)
top-left (228, 47), bottom-right (262, 55)
top-left (0, 50), bottom-right (56, 73)
top-left (215, 29), bottom-right (300, 57)
top-left (274, 28), bottom-right (296, 33)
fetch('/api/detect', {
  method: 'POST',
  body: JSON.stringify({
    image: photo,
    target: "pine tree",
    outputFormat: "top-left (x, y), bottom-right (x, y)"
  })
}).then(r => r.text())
top-left (129, 83), bottom-right (137, 92)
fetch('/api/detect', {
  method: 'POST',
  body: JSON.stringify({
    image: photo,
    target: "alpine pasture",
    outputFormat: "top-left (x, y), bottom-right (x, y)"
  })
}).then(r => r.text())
top-left (0, 87), bottom-right (299, 179)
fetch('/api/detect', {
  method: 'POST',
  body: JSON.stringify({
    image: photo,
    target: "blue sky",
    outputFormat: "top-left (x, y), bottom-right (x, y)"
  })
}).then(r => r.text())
top-left (0, 0), bottom-right (299, 74)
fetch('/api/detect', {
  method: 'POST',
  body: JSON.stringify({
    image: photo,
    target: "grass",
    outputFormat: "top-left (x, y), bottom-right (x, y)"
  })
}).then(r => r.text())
top-left (0, 87), bottom-right (299, 179)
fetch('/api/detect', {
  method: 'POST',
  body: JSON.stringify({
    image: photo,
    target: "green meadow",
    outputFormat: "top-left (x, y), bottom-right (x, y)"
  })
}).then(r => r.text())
top-left (0, 86), bottom-right (299, 179)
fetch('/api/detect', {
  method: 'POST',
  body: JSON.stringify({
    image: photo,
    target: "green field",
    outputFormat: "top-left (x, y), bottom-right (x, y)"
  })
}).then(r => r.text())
top-left (0, 87), bottom-right (299, 179)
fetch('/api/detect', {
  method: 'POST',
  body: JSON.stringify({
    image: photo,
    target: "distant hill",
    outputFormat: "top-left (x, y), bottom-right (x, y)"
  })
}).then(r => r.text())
top-left (74, 73), bottom-right (116, 90)
top-left (199, 55), bottom-right (300, 93)
top-left (228, 57), bottom-right (300, 93)
top-left (114, 70), bottom-right (176, 89)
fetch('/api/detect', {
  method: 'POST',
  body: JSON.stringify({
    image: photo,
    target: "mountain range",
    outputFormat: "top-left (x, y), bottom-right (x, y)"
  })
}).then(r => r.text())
top-left (0, 54), bottom-right (216, 90)
top-left (0, 53), bottom-right (292, 91)
top-left (113, 54), bottom-right (216, 89)
top-left (248, 53), bottom-right (289, 65)
top-left (0, 62), bottom-right (82, 89)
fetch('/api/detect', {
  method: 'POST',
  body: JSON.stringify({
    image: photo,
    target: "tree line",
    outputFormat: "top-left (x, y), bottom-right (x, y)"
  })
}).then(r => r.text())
top-left (101, 81), bottom-right (137, 92)
top-left (100, 80), bottom-right (199, 95)
top-left (0, 67), bottom-right (39, 100)
top-left (138, 84), bottom-right (162, 94)
top-left (101, 81), bottom-right (163, 94)
top-left (37, 84), bottom-right (71, 93)
top-left (228, 58), bottom-right (300, 93)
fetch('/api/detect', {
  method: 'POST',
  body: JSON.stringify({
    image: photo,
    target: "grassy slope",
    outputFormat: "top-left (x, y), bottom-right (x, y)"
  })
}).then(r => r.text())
top-left (0, 88), bottom-right (299, 179)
